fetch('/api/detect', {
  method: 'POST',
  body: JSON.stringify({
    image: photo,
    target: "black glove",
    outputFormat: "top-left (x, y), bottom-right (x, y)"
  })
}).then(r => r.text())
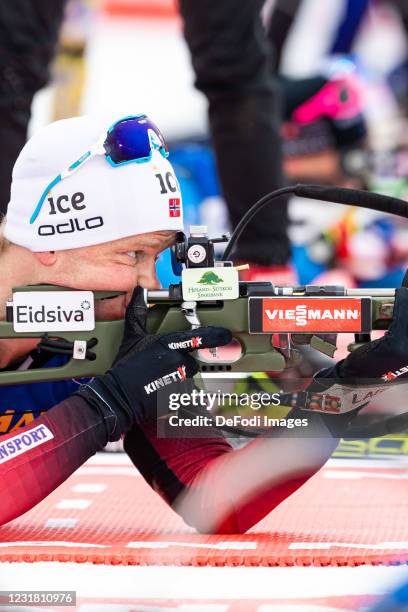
top-left (317, 287), bottom-right (408, 382)
top-left (76, 288), bottom-right (232, 440)
top-left (302, 286), bottom-right (408, 436)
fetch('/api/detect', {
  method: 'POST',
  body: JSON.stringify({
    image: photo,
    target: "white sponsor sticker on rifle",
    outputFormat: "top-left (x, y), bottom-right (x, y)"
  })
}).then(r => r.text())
top-left (182, 267), bottom-right (239, 301)
top-left (12, 291), bottom-right (95, 332)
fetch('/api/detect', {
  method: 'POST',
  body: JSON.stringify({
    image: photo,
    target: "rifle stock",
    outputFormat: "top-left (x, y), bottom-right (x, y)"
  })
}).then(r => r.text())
top-left (0, 286), bottom-right (395, 386)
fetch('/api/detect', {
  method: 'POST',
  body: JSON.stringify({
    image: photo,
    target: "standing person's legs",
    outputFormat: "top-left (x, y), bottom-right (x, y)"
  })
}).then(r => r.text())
top-left (393, 0), bottom-right (408, 34)
top-left (264, 0), bottom-right (303, 72)
top-left (179, 0), bottom-right (290, 267)
top-left (0, 0), bottom-right (66, 218)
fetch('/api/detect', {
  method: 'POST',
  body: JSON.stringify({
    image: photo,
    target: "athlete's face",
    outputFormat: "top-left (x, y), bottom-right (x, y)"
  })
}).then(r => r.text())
top-left (0, 230), bottom-right (177, 367)
top-left (40, 230), bottom-right (177, 320)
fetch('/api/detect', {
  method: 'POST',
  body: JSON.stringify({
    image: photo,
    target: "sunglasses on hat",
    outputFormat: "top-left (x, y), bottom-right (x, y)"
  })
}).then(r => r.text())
top-left (30, 114), bottom-right (169, 224)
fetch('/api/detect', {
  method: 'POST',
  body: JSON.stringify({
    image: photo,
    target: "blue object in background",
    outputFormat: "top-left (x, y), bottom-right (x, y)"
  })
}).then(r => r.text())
top-left (357, 218), bottom-right (404, 288)
top-left (330, 0), bottom-right (370, 55)
top-left (156, 141), bottom-right (221, 287)
top-left (358, 267), bottom-right (404, 289)
top-left (291, 244), bottom-right (327, 285)
top-left (388, 58), bottom-right (408, 103)
top-left (369, 578), bottom-right (408, 611)
top-left (171, 141), bottom-right (220, 200)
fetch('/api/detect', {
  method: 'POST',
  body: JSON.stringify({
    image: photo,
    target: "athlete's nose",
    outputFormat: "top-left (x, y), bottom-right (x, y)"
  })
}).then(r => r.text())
top-left (136, 257), bottom-right (161, 290)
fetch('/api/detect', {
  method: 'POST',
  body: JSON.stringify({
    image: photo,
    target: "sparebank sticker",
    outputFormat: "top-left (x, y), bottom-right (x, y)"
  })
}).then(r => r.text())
top-left (0, 424), bottom-right (54, 464)
top-left (12, 291), bottom-right (95, 332)
top-left (182, 267), bottom-right (239, 301)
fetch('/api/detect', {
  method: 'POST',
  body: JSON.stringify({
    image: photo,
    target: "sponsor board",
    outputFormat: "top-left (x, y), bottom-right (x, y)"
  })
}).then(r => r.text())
top-left (182, 267), bottom-right (239, 301)
top-left (334, 434), bottom-right (408, 457)
top-left (12, 291), bottom-right (95, 332)
top-left (249, 297), bottom-right (372, 333)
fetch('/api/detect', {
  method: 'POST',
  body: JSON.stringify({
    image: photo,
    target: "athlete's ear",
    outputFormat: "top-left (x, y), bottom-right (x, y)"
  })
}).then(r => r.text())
top-left (33, 251), bottom-right (57, 266)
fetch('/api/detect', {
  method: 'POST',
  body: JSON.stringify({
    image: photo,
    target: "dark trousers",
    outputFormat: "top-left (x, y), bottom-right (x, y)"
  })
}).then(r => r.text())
top-left (179, 0), bottom-right (290, 265)
top-left (0, 0), bottom-right (66, 218)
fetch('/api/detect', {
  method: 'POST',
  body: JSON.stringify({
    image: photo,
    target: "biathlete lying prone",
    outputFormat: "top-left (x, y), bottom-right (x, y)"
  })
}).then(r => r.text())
top-left (1, 115), bottom-right (408, 532)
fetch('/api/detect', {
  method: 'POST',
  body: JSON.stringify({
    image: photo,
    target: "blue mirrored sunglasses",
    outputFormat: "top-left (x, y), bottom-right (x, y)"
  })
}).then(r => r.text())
top-left (30, 114), bottom-right (169, 224)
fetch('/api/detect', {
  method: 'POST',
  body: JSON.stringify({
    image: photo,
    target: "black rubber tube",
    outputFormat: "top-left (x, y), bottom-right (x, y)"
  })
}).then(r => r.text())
top-left (223, 183), bottom-right (408, 260)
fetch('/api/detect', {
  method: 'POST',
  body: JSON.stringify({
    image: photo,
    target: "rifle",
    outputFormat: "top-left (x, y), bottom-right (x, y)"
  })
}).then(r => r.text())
top-left (0, 184), bottom-right (405, 390)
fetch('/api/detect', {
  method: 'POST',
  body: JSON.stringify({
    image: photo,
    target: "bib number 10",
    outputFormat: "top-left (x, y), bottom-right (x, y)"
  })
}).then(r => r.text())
top-left (155, 172), bottom-right (178, 194)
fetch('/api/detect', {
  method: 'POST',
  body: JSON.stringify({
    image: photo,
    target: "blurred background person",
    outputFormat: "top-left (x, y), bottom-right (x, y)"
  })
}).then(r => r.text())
top-left (0, 1), bottom-right (66, 219)
top-left (178, 1), bottom-right (293, 284)
top-left (0, 0), bottom-right (97, 220)
top-left (1, 0), bottom-right (408, 289)
top-left (0, 0), bottom-right (294, 283)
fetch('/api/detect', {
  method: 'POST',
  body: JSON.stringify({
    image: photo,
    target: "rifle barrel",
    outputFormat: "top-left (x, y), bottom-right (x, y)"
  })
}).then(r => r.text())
top-left (346, 288), bottom-right (396, 297)
top-left (147, 288), bottom-right (396, 302)
top-left (147, 290), bottom-right (171, 301)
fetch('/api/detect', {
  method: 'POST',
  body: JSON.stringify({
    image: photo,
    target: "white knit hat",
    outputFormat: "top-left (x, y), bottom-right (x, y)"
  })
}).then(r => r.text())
top-left (4, 116), bottom-right (184, 251)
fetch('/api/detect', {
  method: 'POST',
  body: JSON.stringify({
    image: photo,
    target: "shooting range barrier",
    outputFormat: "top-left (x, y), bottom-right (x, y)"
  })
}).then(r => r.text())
top-left (1, 452), bottom-right (408, 567)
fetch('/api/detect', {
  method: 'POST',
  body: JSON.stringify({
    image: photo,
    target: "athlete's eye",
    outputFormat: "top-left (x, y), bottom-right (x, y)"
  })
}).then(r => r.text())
top-left (128, 251), bottom-right (159, 263)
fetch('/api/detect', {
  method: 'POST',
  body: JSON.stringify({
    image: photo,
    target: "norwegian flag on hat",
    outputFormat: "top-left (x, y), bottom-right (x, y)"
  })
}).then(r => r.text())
top-left (169, 198), bottom-right (181, 218)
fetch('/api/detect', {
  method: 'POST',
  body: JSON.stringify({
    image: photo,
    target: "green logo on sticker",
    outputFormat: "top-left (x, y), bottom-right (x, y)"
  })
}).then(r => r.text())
top-left (197, 271), bottom-right (224, 285)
